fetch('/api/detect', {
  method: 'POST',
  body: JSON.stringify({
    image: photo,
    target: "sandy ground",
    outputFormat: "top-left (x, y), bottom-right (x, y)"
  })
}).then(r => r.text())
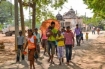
top-left (0, 31), bottom-right (105, 69)
top-left (0, 34), bottom-right (15, 64)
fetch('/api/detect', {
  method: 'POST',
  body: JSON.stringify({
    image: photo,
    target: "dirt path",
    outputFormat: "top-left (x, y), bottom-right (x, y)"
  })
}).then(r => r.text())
top-left (0, 31), bottom-right (105, 69)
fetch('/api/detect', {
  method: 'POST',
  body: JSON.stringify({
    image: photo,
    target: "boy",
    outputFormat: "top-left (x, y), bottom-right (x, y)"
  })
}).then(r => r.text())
top-left (80, 31), bottom-right (84, 43)
top-left (64, 26), bottom-right (74, 65)
top-left (34, 28), bottom-right (41, 60)
top-left (17, 31), bottom-right (24, 62)
top-left (56, 31), bottom-right (65, 65)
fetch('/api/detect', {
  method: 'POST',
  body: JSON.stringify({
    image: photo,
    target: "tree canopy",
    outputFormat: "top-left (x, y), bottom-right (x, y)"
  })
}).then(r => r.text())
top-left (23, 0), bottom-right (67, 23)
top-left (0, 1), bottom-right (14, 24)
top-left (83, 0), bottom-right (105, 19)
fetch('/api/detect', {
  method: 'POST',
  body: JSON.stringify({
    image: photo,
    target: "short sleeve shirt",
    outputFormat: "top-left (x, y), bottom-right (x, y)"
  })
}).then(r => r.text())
top-left (75, 28), bottom-right (81, 35)
top-left (34, 33), bottom-right (40, 43)
top-left (48, 28), bottom-right (58, 41)
top-left (17, 36), bottom-right (24, 45)
top-left (64, 31), bottom-right (74, 45)
top-left (56, 35), bottom-right (65, 46)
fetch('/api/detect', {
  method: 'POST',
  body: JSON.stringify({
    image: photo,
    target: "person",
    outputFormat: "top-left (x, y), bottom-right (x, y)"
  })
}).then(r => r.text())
top-left (46, 21), bottom-right (58, 64)
top-left (34, 28), bottom-right (41, 59)
top-left (92, 27), bottom-right (95, 34)
top-left (61, 27), bottom-right (65, 35)
top-left (16, 31), bottom-right (24, 62)
top-left (97, 28), bottom-right (100, 35)
top-left (80, 31), bottom-right (84, 43)
top-left (24, 29), bottom-right (37, 69)
top-left (74, 24), bottom-right (81, 46)
top-left (56, 31), bottom-right (65, 65)
top-left (64, 26), bottom-right (74, 65)
top-left (85, 32), bottom-right (89, 41)
top-left (41, 32), bottom-right (48, 55)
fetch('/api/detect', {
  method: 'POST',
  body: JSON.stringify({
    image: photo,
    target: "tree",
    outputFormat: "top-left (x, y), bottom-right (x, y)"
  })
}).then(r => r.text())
top-left (22, 0), bottom-right (68, 30)
top-left (82, 15), bottom-right (103, 27)
top-left (18, 0), bottom-right (25, 38)
top-left (0, 1), bottom-right (14, 24)
top-left (83, 0), bottom-right (105, 18)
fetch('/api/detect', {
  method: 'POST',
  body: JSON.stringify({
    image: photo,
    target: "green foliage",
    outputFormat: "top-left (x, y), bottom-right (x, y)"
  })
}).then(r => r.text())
top-left (0, 24), bottom-right (3, 30)
top-left (83, 0), bottom-right (105, 19)
top-left (23, 0), bottom-right (67, 23)
top-left (24, 19), bottom-right (41, 28)
top-left (0, 1), bottom-right (14, 24)
top-left (82, 15), bottom-right (104, 26)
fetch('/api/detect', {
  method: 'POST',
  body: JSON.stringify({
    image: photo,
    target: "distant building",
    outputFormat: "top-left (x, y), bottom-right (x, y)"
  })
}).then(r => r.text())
top-left (56, 8), bottom-right (84, 30)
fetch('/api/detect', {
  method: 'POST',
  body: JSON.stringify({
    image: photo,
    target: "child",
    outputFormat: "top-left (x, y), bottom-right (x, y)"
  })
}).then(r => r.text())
top-left (80, 31), bottom-right (84, 43)
top-left (85, 32), bottom-right (88, 41)
top-left (17, 31), bottom-right (24, 62)
top-left (56, 31), bottom-right (65, 65)
top-left (34, 28), bottom-right (41, 61)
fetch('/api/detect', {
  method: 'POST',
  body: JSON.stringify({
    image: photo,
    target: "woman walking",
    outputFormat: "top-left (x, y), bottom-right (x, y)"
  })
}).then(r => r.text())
top-left (24, 29), bottom-right (37, 69)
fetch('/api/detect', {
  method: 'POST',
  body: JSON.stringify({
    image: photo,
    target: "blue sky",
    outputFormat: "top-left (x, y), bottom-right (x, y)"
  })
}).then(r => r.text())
top-left (9, 0), bottom-right (93, 19)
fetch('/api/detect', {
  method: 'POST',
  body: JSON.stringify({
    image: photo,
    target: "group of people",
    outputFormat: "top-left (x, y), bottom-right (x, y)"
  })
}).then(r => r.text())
top-left (16, 21), bottom-right (87, 69)
top-left (92, 27), bottom-right (100, 35)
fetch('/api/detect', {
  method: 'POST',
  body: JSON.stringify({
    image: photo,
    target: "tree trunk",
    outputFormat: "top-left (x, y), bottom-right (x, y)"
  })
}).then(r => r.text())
top-left (14, 0), bottom-right (19, 51)
top-left (32, 0), bottom-right (36, 31)
top-left (18, 0), bottom-right (25, 37)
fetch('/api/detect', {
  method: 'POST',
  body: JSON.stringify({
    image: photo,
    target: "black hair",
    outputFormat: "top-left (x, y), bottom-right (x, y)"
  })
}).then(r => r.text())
top-left (28, 29), bottom-right (33, 35)
top-left (34, 28), bottom-right (38, 30)
top-left (76, 24), bottom-right (78, 26)
top-left (19, 31), bottom-right (22, 33)
top-left (66, 26), bottom-right (70, 29)
top-left (51, 21), bottom-right (55, 25)
top-left (48, 26), bottom-right (52, 30)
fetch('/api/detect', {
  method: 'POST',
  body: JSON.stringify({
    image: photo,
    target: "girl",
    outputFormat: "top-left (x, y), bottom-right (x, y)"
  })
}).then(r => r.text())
top-left (56, 31), bottom-right (65, 65)
top-left (85, 32), bottom-right (89, 41)
top-left (24, 29), bottom-right (37, 69)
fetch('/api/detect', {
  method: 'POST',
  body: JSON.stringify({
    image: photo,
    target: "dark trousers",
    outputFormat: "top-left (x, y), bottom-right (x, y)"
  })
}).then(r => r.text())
top-left (92, 31), bottom-right (95, 34)
top-left (16, 45), bottom-right (24, 61)
top-left (65, 45), bottom-right (72, 62)
top-left (76, 35), bottom-right (81, 46)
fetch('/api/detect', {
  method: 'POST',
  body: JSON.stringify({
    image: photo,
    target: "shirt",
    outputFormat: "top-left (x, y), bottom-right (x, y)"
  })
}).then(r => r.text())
top-left (64, 31), bottom-right (74, 45)
top-left (42, 34), bottom-right (47, 39)
top-left (27, 36), bottom-right (36, 49)
top-left (80, 33), bottom-right (83, 37)
top-left (34, 32), bottom-right (40, 43)
top-left (56, 35), bottom-right (64, 46)
top-left (17, 36), bottom-right (24, 45)
top-left (74, 28), bottom-right (81, 35)
top-left (48, 28), bottom-right (58, 41)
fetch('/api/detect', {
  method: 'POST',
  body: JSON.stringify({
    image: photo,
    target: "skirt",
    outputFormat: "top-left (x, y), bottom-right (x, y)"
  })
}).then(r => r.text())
top-left (28, 48), bottom-right (35, 61)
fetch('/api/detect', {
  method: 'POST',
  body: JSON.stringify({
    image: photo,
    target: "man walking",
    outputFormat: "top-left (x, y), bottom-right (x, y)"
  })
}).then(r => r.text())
top-left (74, 24), bottom-right (81, 46)
top-left (46, 21), bottom-right (58, 64)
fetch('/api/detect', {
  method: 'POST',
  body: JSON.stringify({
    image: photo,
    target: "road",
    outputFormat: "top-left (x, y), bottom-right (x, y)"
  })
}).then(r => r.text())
top-left (0, 31), bottom-right (105, 69)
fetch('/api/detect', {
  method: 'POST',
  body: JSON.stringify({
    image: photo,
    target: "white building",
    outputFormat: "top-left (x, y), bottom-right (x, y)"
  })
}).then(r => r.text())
top-left (56, 8), bottom-right (84, 30)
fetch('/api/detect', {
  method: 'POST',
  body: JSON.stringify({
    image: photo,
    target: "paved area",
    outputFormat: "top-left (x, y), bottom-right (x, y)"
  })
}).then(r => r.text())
top-left (0, 31), bottom-right (105, 69)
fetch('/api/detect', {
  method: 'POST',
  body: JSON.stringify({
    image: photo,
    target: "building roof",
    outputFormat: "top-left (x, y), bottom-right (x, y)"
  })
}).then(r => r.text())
top-left (56, 12), bottom-right (63, 20)
top-left (63, 8), bottom-right (77, 19)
